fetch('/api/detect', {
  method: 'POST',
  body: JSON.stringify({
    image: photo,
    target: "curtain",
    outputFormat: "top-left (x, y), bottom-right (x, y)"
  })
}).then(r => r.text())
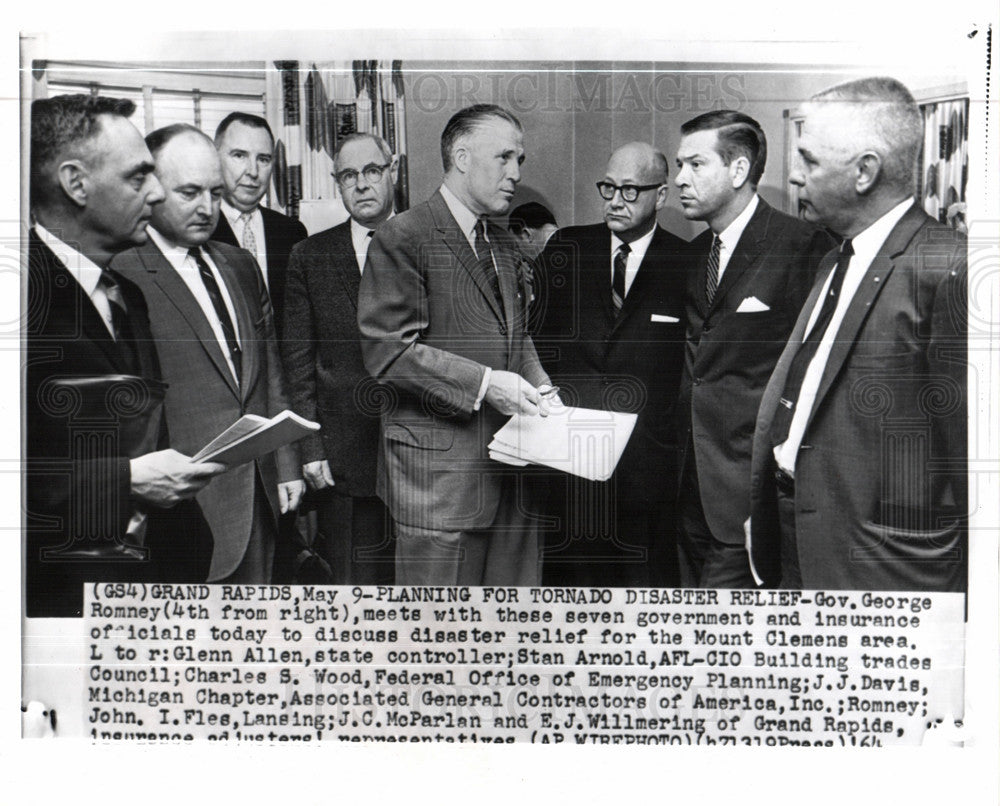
top-left (265, 60), bottom-right (408, 221)
top-left (919, 98), bottom-right (968, 231)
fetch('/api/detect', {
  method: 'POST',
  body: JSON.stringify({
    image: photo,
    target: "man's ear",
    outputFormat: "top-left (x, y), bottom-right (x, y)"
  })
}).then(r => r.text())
top-left (653, 183), bottom-right (670, 211)
top-left (854, 151), bottom-right (882, 195)
top-left (729, 155), bottom-right (751, 190)
top-left (451, 143), bottom-right (470, 174)
top-left (56, 160), bottom-right (88, 208)
top-left (388, 156), bottom-right (399, 184)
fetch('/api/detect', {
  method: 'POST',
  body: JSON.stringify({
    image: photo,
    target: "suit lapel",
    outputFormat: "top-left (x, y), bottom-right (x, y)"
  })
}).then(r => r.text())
top-left (139, 242), bottom-right (241, 398)
top-left (709, 200), bottom-right (772, 313)
top-left (207, 243), bottom-right (258, 403)
top-left (805, 208), bottom-right (927, 427)
top-left (430, 192), bottom-right (506, 324)
top-left (332, 225), bottom-right (361, 311)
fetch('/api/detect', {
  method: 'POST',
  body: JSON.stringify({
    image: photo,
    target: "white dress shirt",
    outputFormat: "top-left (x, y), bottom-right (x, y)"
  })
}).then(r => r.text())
top-left (35, 223), bottom-right (117, 338)
top-left (221, 200), bottom-right (268, 284)
top-left (611, 224), bottom-right (657, 298)
top-left (148, 227), bottom-right (243, 383)
top-left (351, 213), bottom-right (394, 273)
top-left (774, 197), bottom-right (915, 474)
top-left (713, 194), bottom-right (760, 281)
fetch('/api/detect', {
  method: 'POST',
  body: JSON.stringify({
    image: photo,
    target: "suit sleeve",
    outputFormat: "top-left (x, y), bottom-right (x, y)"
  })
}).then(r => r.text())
top-left (358, 230), bottom-right (489, 418)
top-left (280, 246), bottom-right (324, 465)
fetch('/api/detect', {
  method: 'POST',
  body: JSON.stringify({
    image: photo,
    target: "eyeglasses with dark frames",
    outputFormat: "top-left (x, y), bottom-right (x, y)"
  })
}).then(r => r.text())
top-left (595, 181), bottom-right (663, 203)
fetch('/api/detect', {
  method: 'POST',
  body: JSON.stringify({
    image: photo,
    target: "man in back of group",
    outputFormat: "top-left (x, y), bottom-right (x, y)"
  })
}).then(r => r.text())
top-left (27, 95), bottom-right (223, 616)
top-left (748, 77), bottom-right (967, 592)
top-left (212, 112), bottom-right (308, 335)
top-left (281, 132), bottom-right (398, 584)
top-left (113, 124), bottom-right (304, 585)
top-left (673, 111), bottom-right (833, 588)
top-left (535, 142), bottom-right (687, 587)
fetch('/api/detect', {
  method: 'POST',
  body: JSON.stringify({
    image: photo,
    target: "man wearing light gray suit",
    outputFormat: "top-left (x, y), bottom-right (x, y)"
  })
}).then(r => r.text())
top-left (358, 104), bottom-right (556, 586)
top-left (113, 124), bottom-right (305, 583)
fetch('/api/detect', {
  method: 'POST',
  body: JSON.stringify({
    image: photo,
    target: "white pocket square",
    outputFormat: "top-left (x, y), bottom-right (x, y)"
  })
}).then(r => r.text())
top-left (650, 314), bottom-right (680, 323)
top-left (736, 296), bottom-right (770, 313)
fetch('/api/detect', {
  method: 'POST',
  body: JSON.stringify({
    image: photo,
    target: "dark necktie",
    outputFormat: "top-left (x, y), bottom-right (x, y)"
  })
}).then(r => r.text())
top-left (189, 247), bottom-right (242, 384)
top-left (705, 235), bottom-right (721, 305)
top-left (99, 270), bottom-right (139, 372)
top-left (770, 239), bottom-right (855, 447)
top-left (612, 242), bottom-right (630, 315)
top-left (474, 219), bottom-right (505, 314)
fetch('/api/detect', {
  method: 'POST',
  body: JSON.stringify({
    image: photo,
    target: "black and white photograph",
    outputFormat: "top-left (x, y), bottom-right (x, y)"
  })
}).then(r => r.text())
top-left (6, 6), bottom-right (999, 805)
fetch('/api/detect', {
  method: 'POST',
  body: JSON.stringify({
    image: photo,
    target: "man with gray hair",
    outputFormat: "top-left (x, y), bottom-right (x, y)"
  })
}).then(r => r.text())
top-left (281, 132), bottom-right (398, 584)
top-left (748, 77), bottom-right (968, 592)
top-left (359, 104), bottom-right (555, 585)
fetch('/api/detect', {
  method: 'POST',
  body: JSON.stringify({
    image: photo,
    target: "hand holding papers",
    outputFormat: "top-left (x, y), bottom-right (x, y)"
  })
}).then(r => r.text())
top-left (192, 410), bottom-right (320, 468)
top-left (489, 404), bottom-right (638, 481)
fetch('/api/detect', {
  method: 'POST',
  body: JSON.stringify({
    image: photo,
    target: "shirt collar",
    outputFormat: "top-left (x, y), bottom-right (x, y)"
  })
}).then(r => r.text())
top-left (611, 222), bottom-right (657, 263)
top-left (148, 226), bottom-right (201, 272)
top-left (221, 199), bottom-right (259, 228)
top-left (716, 194), bottom-right (759, 253)
top-left (34, 223), bottom-right (104, 296)
top-left (350, 211), bottom-right (394, 242)
top-left (849, 197), bottom-right (915, 262)
top-left (439, 183), bottom-right (480, 243)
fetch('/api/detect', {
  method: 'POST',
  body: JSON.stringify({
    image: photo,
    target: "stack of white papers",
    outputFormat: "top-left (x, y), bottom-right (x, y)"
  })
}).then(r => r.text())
top-left (489, 405), bottom-right (638, 481)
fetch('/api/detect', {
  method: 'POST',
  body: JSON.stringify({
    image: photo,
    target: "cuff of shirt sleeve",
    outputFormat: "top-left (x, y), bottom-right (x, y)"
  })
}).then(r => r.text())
top-left (473, 367), bottom-right (492, 412)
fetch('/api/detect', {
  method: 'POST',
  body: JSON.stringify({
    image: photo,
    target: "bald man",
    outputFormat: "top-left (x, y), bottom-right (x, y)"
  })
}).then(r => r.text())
top-left (535, 142), bottom-right (687, 587)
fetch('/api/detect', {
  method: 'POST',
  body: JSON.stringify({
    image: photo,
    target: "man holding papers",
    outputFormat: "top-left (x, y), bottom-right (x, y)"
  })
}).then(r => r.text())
top-left (359, 105), bottom-right (554, 586)
top-left (534, 142), bottom-right (687, 587)
top-left (114, 124), bottom-right (304, 584)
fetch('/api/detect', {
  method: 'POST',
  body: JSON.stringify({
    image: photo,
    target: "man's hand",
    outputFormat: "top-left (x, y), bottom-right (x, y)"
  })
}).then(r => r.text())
top-left (485, 370), bottom-right (553, 417)
top-left (302, 460), bottom-right (335, 491)
top-left (278, 480), bottom-right (307, 514)
top-left (130, 449), bottom-right (226, 508)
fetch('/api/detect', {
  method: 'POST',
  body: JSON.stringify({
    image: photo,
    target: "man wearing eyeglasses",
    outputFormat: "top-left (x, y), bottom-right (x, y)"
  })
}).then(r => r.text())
top-left (281, 133), bottom-right (398, 584)
top-left (212, 112), bottom-right (308, 337)
top-left (534, 141), bottom-right (687, 587)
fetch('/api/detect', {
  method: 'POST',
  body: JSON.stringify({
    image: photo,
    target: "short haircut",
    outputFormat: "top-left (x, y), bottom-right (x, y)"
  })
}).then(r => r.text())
top-left (145, 122), bottom-right (213, 157)
top-left (214, 112), bottom-right (274, 148)
top-left (333, 132), bottom-right (394, 171)
top-left (508, 201), bottom-right (557, 233)
top-left (440, 104), bottom-right (522, 172)
top-left (809, 77), bottom-right (922, 192)
top-left (30, 93), bottom-right (136, 208)
top-left (680, 110), bottom-right (767, 188)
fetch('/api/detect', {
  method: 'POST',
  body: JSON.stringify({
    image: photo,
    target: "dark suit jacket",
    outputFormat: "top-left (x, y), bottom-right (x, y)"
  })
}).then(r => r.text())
top-left (112, 238), bottom-right (299, 580)
top-left (212, 206), bottom-right (308, 336)
top-left (358, 190), bottom-right (550, 531)
top-left (749, 204), bottom-right (967, 591)
top-left (281, 221), bottom-right (379, 497)
top-left (26, 231), bottom-right (212, 616)
top-left (677, 199), bottom-right (833, 544)
top-left (535, 223), bottom-right (688, 498)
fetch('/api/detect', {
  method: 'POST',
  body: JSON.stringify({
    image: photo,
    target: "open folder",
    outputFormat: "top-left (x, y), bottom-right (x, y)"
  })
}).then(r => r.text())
top-left (488, 405), bottom-right (638, 482)
top-left (192, 410), bottom-right (319, 467)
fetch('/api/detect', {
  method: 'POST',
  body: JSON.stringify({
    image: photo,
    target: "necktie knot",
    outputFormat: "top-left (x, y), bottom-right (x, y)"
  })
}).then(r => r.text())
top-left (840, 238), bottom-right (854, 257)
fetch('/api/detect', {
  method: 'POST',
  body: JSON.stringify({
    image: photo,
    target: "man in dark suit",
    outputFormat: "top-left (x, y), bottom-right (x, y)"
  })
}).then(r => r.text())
top-left (673, 111), bottom-right (833, 588)
top-left (535, 142), bottom-right (687, 587)
top-left (748, 77), bottom-right (967, 592)
top-left (281, 132), bottom-right (398, 584)
top-left (508, 201), bottom-right (557, 322)
top-left (113, 124), bottom-right (304, 584)
top-left (358, 104), bottom-right (556, 586)
top-left (27, 95), bottom-right (223, 616)
top-left (212, 112), bottom-right (308, 335)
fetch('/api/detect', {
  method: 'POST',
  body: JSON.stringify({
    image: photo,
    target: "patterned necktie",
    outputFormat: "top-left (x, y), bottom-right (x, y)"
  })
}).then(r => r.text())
top-left (770, 239), bottom-right (855, 447)
top-left (612, 242), bottom-right (630, 315)
top-left (189, 247), bottom-right (242, 384)
top-left (474, 219), bottom-right (505, 314)
top-left (99, 270), bottom-right (139, 372)
top-left (238, 211), bottom-right (257, 255)
top-left (705, 235), bottom-right (721, 305)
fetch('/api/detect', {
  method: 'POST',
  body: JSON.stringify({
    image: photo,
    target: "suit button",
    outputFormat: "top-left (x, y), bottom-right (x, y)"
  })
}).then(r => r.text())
top-left (499, 324), bottom-right (507, 335)
top-left (693, 377), bottom-right (702, 386)
top-left (703, 324), bottom-right (712, 333)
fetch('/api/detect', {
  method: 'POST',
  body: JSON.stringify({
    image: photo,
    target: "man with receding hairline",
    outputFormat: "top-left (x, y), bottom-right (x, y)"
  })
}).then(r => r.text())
top-left (358, 104), bottom-right (555, 586)
top-left (534, 141), bottom-right (687, 587)
top-left (114, 123), bottom-right (304, 584)
top-left (748, 77), bottom-right (968, 592)
top-left (674, 110), bottom-right (832, 588)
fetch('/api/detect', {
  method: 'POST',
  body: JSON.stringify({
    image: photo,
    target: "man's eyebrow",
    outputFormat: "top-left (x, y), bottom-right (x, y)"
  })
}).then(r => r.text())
top-left (126, 161), bottom-right (156, 176)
